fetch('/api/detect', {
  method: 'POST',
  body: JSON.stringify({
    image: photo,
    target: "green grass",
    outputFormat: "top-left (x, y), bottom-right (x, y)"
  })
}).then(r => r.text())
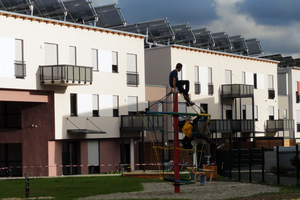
top-left (0, 176), bottom-right (162, 200)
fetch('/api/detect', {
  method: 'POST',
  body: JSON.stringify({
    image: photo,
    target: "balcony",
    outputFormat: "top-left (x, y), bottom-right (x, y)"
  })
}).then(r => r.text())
top-left (120, 114), bottom-right (164, 132)
top-left (266, 119), bottom-right (294, 132)
top-left (127, 72), bottom-right (139, 86)
top-left (209, 119), bottom-right (254, 133)
top-left (15, 61), bottom-right (26, 78)
top-left (40, 65), bottom-right (93, 85)
top-left (221, 84), bottom-right (253, 98)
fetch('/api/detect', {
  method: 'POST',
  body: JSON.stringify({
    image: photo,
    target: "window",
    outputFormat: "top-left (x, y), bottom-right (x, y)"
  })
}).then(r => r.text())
top-left (44, 43), bottom-right (58, 65)
top-left (269, 106), bottom-right (274, 120)
top-left (296, 81), bottom-right (300, 103)
top-left (194, 66), bottom-right (200, 94)
top-left (297, 110), bottom-right (300, 132)
top-left (242, 105), bottom-right (246, 119)
top-left (112, 51), bottom-right (118, 73)
top-left (268, 75), bottom-right (275, 99)
top-left (91, 49), bottom-right (98, 71)
top-left (253, 73), bottom-right (257, 89)
top-left (278, 73), bottom-right (287, 95)
top-left (127, 54), bottom-right (139, 86)
top-left (128, 96), bottom-right (138, 115)
top-left (145, 101), bottom-right (150, 112)
top-left (69, 46), bottom-right (76, 66)
top-left (283, 109), bottom-right (287, 119)
top-left (254, 105), bottom-right (258, 121)
top-left (208, 67), bottom-right (213, 95)
top-left (225, 70), bottom-right (232, 84)
top-left (70, 94), bottom-right (77, 116)
top-left (225, 105), bottom-right (232, 119)
top-left (242, 72), bottom-right (246, 84)
top-left (113, 95), bottom-right (119, 117)
top-left (0, 102), bottom-right (22, 129)
top-left (92, 94), bottom-right (99, 117)
top-left (15, 39), bottom-right (26, 78)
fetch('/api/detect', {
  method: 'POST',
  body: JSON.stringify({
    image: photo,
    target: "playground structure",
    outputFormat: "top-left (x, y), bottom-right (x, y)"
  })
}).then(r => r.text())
top-left (145, 90), bottom-right (212, 193)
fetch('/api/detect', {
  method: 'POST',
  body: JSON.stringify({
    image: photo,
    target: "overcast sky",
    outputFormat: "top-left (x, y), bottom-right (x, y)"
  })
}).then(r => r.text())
top-left (88, 0), bottom-right (300, 58)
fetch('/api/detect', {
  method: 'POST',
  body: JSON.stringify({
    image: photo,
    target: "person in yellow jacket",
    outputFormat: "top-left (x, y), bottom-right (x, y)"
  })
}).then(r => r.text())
top-left (182, 117), bottom-right (194, 155)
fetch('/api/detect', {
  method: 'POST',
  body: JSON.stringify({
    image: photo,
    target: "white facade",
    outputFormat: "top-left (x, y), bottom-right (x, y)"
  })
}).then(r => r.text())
top-left (145, 45), bottom-right (279, 137)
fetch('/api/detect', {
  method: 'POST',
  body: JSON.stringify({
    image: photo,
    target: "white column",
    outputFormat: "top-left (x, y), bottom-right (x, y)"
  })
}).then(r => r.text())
top-left (130, 138), bottom-right (135, 170)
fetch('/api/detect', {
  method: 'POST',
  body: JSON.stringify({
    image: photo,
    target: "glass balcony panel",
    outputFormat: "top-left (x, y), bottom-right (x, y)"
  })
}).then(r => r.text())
top-left (222, 85), bottom-right (231, 95)
top-left (232, 85), bottom-right (239, 95)
top-left (74, 66), bottom-right (80, 81)
top-left (86, 68), bottom-right (92, 82)
top-left (80, 67), bottom-right (85, 82)
top-left (68, 66), bottom-right (74, 81)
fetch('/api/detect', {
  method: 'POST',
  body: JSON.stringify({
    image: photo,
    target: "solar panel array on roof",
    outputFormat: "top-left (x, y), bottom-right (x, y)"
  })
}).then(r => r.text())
top-left (171, 23), bottom-right (196, 46)
top-left (245, 38), bottom-right (263, 56)
top-left (0, 0), bottom-right (32, 14)
top-left (259, 54), bottom-right (300, 68)
top-left (0, 1), bottom-right (265, 56)
top-left (33, 0), bottom-right (66, 20)
top-left (229, 35), bottom-right (248, 55)
top-left (64, 0), bottom-right (96, 24)
top-left (94, 4), bottom-right (126, 28)
top-left (211, 32), bottom-right (232, 52)
top-left (192, 28), bottom-right (215, 49)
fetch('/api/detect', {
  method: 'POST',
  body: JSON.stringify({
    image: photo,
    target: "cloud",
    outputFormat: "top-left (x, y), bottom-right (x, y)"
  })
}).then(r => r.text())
top-left (236, 0), bottom-right (300, 26)
top-left (207, 0), bottom-right (300, 57)
top-left (117, 0), bottom-right (219, 28)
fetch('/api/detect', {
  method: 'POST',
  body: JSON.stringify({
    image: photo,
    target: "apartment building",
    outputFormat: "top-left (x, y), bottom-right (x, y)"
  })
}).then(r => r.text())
top-left (0, 10), bottom-right (146, 177)
top-left (144, 45), bottom-right (294, 155)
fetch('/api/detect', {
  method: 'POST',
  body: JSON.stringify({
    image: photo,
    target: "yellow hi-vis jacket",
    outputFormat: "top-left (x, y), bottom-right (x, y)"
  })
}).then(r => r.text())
top-left (182, 121), bottom-right (193, 138)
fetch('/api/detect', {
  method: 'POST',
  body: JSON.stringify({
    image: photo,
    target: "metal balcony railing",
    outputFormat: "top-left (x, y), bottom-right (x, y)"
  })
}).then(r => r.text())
top-left (221, 84), bottom-right (253, 98)
top-left (208, 84), bottom-right (214, 95)
top-left (127, 72), bottom-right (139, 86)
top-left (15, 61), bottom-right (26, 78)
top-left (120, 114), bottom-right (163, 131)
top-left (40, 65), bottom-right (93, 85)
top-left (195, 82), bottom-right (201, 94)
top-left (209, 119), bottom-right (254, 133)
top-left (266, 119), bottom-right (294, 131)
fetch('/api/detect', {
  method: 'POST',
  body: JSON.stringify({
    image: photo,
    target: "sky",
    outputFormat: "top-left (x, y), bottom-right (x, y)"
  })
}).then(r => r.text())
top-left (88, 0), bottom-right (300, 58)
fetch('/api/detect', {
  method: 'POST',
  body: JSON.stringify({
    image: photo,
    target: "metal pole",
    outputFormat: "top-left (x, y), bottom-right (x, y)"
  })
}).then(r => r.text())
top-left (173, 91), bottom-right (180, 193)
top-left (276, 146), bottom-right (280, 185)
top-left (262, 147), bottom-right (265, 182)
top-left (249, 148), bottom-right (252, 183)
top-left (296, 144), bottom-right (299, 182)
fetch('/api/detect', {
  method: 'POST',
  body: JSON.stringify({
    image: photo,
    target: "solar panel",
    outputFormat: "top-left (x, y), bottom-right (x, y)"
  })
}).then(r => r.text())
top-left (283, 56), bottom-right (296, 67)
top-left (229, 35), bottom-right (248, 55)
top-left (64, 0), bottom-right (96, 24)
top-left (211, 32), bottom-right (232, 51)
top-left (171, 23), bottom-right (196, 46)
top-left (245, 38), bottom-right (264, 56)
top-left (113, 23), bottom-right (139, 34)
top-left (135, 18), bottom-right (175, 45)
top-left (294, 59), bottom-right (300, 67)
top-left (192, 28), bottom-right (215, 49)
top-left (94, 3), bottom-right (126, 28)
top-left (33, 0), bottom-right (66, 20)
top-left (0, 0), bottom-right (32, 14)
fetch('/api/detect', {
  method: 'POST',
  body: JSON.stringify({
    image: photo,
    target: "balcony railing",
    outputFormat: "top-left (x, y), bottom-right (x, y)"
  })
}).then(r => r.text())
top-left (121, 114), bottom-right (163, 131)
top-left (195, 82), bottom-right (201, 94)
top-left (40, 65), bottom-right (93, 85)
top-left (15, 61), bottom-right (26, 78)
top-left (221, 84), bottom-right (253, 98)
top-left (266, 119), bottom-right (294, 131)
top-left (209, 119), bottom-right (254, 133)
top-left (208, 84), bottom-right (214, 95)
top-left (127, 72), bottom-right (139, 86)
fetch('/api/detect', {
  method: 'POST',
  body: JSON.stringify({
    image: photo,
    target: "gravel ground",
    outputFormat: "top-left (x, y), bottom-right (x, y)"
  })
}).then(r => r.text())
top-left (79, 181), bottom-right (280, 200)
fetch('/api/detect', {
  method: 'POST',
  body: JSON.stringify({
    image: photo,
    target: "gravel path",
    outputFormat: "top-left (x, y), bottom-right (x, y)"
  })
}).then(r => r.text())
top-left (79, 181), bottom-right (279, 200)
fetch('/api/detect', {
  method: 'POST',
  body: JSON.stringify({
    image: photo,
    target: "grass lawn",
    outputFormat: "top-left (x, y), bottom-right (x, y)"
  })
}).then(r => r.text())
top-left (0, 176), bottom-right (162, 200)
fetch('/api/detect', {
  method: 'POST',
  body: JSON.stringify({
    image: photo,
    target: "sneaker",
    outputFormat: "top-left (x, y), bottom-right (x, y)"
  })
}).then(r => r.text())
top-left (186, 102), bottom-right (195, 107)
top-left (200, 107), bottom-right (206, 113)
top-left (217, 143), bottom-right (225, 150)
